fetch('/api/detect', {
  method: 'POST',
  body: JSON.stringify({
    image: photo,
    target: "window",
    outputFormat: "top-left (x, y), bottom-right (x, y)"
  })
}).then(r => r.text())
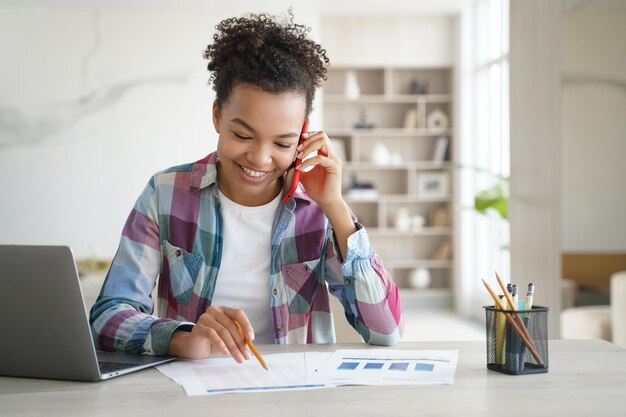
top-left (459, 0), bottom-right (510, 319)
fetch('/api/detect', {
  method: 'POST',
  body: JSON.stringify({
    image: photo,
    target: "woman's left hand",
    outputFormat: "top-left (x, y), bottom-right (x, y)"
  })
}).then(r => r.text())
top-left (295, 130), bottom-right (343, 208)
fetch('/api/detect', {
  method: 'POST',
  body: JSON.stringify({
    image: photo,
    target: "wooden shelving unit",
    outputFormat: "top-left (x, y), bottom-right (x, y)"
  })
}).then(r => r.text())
top-left (323, 66), bottom-right (455, 307)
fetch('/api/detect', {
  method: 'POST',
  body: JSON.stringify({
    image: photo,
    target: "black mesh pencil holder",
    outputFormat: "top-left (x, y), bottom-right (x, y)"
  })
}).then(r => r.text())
top-left (484, 306), bottom-right (549, 375)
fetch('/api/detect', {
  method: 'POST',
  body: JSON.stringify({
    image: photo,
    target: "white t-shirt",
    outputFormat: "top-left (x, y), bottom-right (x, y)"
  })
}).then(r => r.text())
top-left (211, 189), bottom-right (281, 344)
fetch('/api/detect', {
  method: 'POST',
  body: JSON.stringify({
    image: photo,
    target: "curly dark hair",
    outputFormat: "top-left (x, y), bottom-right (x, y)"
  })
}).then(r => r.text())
top-left (203, 11), bottom-right (329, 116)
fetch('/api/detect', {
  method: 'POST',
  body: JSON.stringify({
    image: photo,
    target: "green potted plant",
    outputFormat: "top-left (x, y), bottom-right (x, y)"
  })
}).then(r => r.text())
top-left (474, 179), bottom-right (509, 220)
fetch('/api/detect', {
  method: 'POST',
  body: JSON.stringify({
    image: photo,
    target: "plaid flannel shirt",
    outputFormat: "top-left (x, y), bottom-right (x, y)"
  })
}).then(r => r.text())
top-left (89, 152), bottom-right (404, 355)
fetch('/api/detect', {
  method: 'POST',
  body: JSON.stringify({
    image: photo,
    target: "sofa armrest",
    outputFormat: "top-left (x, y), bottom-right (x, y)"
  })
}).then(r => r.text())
top-left (560, 306), bottom-right (611, 341)
top-left (611, 271), bottom-right (626, 348)
top-left (561, 278), bottom-right (577, 310)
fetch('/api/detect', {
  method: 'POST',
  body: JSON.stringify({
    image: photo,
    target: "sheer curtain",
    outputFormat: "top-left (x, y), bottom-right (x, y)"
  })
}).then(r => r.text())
top-left (458, 0), bottom-right (510, 320)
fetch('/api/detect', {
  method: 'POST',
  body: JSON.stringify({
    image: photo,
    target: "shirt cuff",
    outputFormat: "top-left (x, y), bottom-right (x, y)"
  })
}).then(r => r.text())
top-left (343, 222), bottom-right (373, 263)
top-left (148, 320), bottom-right (195, 356)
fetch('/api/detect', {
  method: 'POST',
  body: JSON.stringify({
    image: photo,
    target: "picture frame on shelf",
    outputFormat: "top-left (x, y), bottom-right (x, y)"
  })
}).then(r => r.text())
top-left (417, 172), bottom-right (449, 198)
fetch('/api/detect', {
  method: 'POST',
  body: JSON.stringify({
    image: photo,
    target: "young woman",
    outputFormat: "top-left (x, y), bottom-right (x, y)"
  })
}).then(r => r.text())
top-left (89, 12), bottom-right (403, 363)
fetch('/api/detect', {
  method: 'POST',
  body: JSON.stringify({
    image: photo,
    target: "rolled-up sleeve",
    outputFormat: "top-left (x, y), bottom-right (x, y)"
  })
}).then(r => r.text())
top-left (89, 178), bottom-right (193, 355)
top-left (326, 223), bottom-right (404, 346)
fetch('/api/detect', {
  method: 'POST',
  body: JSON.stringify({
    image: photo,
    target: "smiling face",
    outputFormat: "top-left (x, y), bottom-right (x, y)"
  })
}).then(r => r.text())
top-left (213, 84), bottom-right (307, 207)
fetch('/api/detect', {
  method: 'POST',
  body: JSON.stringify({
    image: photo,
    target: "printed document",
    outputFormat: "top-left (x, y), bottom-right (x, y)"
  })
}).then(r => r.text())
top-left (157, 349), bottom-right (458, 396)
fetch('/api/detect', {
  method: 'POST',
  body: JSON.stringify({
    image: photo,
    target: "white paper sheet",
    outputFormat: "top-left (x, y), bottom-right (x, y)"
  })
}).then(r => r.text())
top-left (158, 352), bottom-right (330, 396)
top-left (156, 349), bottom-right (459, 396)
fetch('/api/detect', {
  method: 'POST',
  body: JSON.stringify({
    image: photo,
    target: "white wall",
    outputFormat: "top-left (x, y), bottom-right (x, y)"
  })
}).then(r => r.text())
top-left (322, 15), bottom-right (455, 67)
top-left (561, 11), bottom-right (626, 252)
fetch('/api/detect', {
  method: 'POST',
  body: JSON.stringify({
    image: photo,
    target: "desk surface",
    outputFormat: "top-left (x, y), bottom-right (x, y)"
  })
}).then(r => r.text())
top-left (1, 340), bottom-right (625, 417)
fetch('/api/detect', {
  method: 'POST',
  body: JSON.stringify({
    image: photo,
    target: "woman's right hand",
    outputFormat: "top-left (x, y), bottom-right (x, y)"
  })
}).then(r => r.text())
top-left (167, 306), bottom-right (254, 362)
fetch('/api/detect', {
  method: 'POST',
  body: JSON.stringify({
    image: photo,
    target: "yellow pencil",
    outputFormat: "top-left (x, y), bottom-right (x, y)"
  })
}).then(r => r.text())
top-left (482, 279), bottom-right (544, 366)
top-left (495, 295), bottom-right (507, 365)
top-left (234, 321), bottom-right (268, 370)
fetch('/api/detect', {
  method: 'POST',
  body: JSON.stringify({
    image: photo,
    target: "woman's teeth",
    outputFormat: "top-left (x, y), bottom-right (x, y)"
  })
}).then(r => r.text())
top-left (240, 165), bottom-right (267, 178)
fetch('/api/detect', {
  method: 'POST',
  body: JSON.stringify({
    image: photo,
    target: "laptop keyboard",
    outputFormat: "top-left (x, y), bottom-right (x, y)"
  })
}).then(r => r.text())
top-left (98, 361), bottom-right (143, 374)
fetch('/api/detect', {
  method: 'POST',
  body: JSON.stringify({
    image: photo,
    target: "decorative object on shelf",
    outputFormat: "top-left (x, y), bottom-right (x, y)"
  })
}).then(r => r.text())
top-left (346, 188), bottom-right (378, 199)
top-left (371, 141), bottom-right (391, 166)
top-left (411, 79), bottom-right (428, 95)
top-left (332, 138), bottom-right (350, 190)
top-left (345, 70), bottom-right (361, 100)
top-left (432, 136), bottom-right (450, 165)
top-left (403, 108), bottom-right (418, 129)
top-left (426, 109), bottom-right (449, 133)
top-left (390, 151), bottom-right (402, 166)
top-left (346, 176), bottom-right (378, 199)
top-left (409, 267), bottom-right (432, 289)
top-left (432, 240), bottom-right (453, 260)
top-left (430, 206), bottom-right (451, 227)
top-left (354, 110), bottom-right (375, 129)
top-left (330, 138), bottom-right (347, 163)
top-left (394, 207), bottom-right (411, 232)
top-left (417, 172), bottom-right (449, 198)
top-left (411, 214), bottom-right (426, 231)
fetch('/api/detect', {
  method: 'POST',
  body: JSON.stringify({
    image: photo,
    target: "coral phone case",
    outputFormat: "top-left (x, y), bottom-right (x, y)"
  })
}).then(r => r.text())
top-left (282, 118), bottom-right (310, 203)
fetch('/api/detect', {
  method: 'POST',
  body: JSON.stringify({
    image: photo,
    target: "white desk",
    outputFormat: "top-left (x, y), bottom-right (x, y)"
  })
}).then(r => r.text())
top-left (1, 340), bottom-right (625, 417)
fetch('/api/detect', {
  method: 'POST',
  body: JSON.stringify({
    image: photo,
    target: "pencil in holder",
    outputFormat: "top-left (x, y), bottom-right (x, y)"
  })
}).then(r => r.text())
top-left (484, 305), bottom-right (549, 375)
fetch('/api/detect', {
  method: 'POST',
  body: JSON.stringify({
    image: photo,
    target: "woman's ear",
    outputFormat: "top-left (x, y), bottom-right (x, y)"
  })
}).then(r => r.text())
top-left (212, 100), bottom-right (220, 133)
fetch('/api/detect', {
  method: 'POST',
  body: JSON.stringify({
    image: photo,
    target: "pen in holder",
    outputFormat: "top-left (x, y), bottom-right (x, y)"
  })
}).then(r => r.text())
top-left (484, 305), bottom-right (549, 375)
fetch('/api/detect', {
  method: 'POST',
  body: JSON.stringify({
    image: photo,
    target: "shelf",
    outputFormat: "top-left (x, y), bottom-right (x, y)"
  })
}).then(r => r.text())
top-left (324, 66), bottom-right (453, 97)
top-left (324, 94), bottom-right (452, 104)
top-left (345, 195), bottom-right (452, 204)
top-left (367, 227), bottom-right (453, 237)
top-left (324, 65), bottom-right (455, 306)
top-left (385, 259), bottom-right (453, 269)
top-left (326, 128), bottom-right (453, 137)
top-left (343, 162), bottom-right (453, 171)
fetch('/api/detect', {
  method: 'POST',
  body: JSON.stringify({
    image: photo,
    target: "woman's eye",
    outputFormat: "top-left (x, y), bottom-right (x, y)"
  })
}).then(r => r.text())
top-left (275, 143), bottom-right (292, 149)
top-left (233, 132), bottom-right (251, 140)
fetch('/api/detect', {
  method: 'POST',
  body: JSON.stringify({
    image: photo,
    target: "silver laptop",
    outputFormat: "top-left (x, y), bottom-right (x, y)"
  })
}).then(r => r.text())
top-left (0, 245), bottom-right (176, 381)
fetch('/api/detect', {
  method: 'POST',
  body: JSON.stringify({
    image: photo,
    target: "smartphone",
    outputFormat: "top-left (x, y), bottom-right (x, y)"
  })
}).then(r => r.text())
top-left (282, 118), bottom-right (310, 203)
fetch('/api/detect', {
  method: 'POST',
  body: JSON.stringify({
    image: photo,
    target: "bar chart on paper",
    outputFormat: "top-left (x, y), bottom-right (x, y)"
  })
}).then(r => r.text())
top-left (337, 358), bottom-right (435, 372)
top-left (312, 349), bottom-right (459, 385)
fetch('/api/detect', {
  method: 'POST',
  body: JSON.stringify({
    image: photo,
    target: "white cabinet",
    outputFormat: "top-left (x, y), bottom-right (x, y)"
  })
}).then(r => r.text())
top-left (324, 66), bottom-right (455, 308)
